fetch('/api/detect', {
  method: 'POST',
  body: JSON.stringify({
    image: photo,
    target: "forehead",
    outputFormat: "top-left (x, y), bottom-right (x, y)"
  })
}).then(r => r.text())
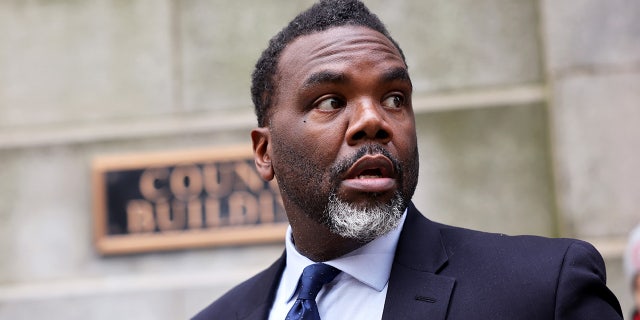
top-left (276, 25), bottom-right (406, 85)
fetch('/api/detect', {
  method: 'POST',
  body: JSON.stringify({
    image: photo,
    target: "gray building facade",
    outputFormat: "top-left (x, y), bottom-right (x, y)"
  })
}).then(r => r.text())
top-left (1, 0), bottom-right (638, 318)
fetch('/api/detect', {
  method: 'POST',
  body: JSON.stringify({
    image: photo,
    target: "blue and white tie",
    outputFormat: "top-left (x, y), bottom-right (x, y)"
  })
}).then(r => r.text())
top-left (285, 263), bottom-right (341, 320)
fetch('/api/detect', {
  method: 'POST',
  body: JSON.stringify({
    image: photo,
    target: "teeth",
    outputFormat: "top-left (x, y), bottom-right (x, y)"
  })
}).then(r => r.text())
top-left (358, 175), bottom-right (381, 179)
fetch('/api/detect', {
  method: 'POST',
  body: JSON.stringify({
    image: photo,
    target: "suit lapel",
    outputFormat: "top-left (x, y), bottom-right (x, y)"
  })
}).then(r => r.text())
top-left (382, 203), bottom-right (455, 320)
top-left (382, 264), bottom-right (455, 320)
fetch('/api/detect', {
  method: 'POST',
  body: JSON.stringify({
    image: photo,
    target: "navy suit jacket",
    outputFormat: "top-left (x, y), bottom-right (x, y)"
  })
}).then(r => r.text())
top-left (193, 203), bottom-right (622, 319)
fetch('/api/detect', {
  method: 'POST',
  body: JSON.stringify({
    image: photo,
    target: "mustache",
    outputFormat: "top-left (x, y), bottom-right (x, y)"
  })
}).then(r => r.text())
top-left (330, 144), bottom-right (402, 178)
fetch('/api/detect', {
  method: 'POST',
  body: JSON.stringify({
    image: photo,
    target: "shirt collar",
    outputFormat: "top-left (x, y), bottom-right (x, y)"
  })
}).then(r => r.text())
top-left (281, 210), bottom-right (407, 303)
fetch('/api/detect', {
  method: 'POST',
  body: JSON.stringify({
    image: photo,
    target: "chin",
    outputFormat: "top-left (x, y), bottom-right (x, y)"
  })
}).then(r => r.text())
top-left (323, 191), bottom-right (405, 242)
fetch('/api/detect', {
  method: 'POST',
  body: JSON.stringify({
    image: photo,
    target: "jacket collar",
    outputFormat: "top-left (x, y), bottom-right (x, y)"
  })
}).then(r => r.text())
top-left (381, 202), bottom-right (455, 320)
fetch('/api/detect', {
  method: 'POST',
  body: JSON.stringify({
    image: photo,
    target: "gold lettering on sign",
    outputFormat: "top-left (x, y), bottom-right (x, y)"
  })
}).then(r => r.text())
top-left (170, 165), bottom-right (203, 201)
top-left (259, 190), bottom-right (276, 224)
top-left (126, 200), bottom-right (155, 233)
top-left (205, 197), bottom-right (221, 228)
top-left (139, 168), bottom-right (170, 201)
top-left (234, 161), bottom-right (264, 192)
top-left (126, 160), bottom-right (284, 234)
top-left (203, 163), bottom-right (234, 197)
top-left (156, 200), bottom-right (186, 231)
top-left (228, 191), bottom-right (259, 225)
top-left (188, 199), bottom-right (203, 229)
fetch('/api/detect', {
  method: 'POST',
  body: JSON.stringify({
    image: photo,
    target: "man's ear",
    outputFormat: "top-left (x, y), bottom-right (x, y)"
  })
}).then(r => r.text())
top-left (251, 127), bottom-right (274, 181)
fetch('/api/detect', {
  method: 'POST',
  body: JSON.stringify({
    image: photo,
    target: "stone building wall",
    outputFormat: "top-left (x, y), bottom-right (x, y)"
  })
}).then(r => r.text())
top-left (0, 0), bottom-right (637, 318)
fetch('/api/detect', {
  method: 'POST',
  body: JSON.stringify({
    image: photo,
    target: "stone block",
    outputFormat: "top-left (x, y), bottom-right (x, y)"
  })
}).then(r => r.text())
top-left (0, 289), bottom-right (183, 320)
top-left (0, 151), bottom-right (20, 282)
top-left (550, 72), bottom-right (640, 238)
top-left (413, 103), bottom-right (557, 236)
top-left (0, 147), bottom-right (89, 283)
top-left (368, 0), bottom-right (542, 93)
top-left (541, 0), bottom-right (640, 73)
top-left (0, 0), bottom-right (174, 128)
top-left (178, 0), bottom-right (314, 112)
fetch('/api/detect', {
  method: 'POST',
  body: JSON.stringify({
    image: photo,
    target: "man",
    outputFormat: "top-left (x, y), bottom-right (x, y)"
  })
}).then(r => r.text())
top-left (193, 0), bottom-right (623, 319)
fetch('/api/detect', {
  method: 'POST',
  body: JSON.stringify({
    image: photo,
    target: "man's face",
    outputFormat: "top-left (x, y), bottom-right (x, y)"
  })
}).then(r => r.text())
top-left (261, 25), bottom-right (419, 241)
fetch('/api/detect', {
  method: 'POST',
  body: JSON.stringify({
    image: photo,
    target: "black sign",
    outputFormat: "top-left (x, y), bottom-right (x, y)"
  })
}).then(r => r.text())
top-left (92, 146), bottom-right (288, 255)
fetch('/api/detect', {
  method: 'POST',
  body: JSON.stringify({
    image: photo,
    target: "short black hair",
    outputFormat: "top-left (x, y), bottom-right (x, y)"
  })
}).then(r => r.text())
top-left (250, 0), bottom-right (406, 127)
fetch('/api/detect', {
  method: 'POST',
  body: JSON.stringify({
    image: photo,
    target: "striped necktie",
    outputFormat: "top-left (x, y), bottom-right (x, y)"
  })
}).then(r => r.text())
top-left (285, 263), bottom-right (341, 320)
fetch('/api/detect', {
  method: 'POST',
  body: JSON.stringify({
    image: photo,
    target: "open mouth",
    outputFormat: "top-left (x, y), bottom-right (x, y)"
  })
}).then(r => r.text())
top-left (339, 154), bottom-right (396, 194)
top-left (356, 168), bottom-right (384, 179)
top-left (345, 154), bottom-right (393, 180)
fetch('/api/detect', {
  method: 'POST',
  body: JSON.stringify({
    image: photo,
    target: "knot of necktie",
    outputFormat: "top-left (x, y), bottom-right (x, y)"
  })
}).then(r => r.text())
top-left (286, 263), bottom-right (341, 320)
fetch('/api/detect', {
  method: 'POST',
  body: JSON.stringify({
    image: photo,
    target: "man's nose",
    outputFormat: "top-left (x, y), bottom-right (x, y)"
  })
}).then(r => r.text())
top-left (345, 100), bottom-right (393, 145)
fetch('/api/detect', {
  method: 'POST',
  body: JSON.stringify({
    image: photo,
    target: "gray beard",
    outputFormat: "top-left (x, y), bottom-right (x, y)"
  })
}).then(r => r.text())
top-left (323, 191), bottom-right (405, 243)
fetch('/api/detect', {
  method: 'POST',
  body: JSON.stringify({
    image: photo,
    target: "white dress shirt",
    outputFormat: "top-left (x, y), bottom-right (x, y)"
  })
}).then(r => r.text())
top-left (268, 211), bottom-right (407, 320)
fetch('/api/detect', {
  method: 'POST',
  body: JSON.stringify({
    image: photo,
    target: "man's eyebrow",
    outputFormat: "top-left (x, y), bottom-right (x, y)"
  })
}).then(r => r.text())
top-left (381, 67), bottom-right (411, 84)
top-left (302, 67), bottom-right (411, 89)
top-left (302, 71), bottom-right (347, 89)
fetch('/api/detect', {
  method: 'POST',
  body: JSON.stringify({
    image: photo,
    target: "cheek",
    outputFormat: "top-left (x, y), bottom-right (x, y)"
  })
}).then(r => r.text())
top-left (272, 122), bottom-right (338, 169)
top-left (396, 123), bottom-right (418, 153)
top-left (297, 123), bottom-right (344, 159)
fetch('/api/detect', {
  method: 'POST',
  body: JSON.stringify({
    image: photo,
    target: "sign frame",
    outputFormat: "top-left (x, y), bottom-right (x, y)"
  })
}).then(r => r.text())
top-left (92, 145), bottom-right (288, 255)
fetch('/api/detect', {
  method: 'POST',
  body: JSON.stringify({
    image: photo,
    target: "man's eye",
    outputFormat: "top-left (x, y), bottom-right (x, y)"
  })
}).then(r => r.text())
top-left (381, 95), bottom-right (404, 109)
top-left (315, 97), bottom-right (344, 111)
